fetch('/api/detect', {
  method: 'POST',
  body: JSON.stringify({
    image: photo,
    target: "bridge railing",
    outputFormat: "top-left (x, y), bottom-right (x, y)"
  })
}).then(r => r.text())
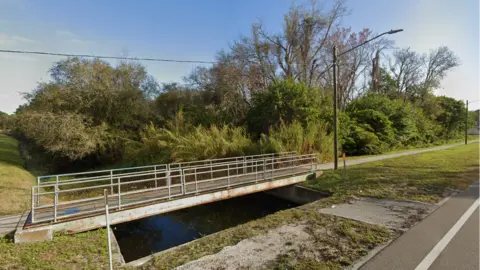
top-left (36, 152), bottom-right (297, 186)
top-left (31, 153), bottom-right (318, 224)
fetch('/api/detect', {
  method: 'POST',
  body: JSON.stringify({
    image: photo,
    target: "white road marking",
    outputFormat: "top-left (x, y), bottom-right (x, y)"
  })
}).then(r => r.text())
top-left (414, 198), bottom-right (480, 270)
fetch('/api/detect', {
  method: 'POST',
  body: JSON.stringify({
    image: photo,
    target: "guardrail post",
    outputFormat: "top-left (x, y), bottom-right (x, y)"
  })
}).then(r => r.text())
top-left (54, 184), bottom-right (58, 222)
top-left (110, 170), bottom-right (114, 195)
top-left (194, 168), bottom-right (198, 194)
top-left (181, 168), bottom-right (186, 195)
top-left (263, 159), bottom-right (266, 180)
top-left (31, 187), bottom-right (35, 223)
top-left (117, 177), bottom-right (121, 210)
top-left (227, 164), bottom-right (230, 188)
top-left (243, 156), bottom-right (246, 174)
top-left (255, 160), bottom-right (258, 182)
top-left (154, 165), bottom-right (158, 188)
top-left (210, 160), bottom-right (213, 179)
top-left (36, 177), bottom-right (40, 206)
top-left (167, 164), bottom-right (171, 200)
top-left (292, 155), bottom-right (295, 174)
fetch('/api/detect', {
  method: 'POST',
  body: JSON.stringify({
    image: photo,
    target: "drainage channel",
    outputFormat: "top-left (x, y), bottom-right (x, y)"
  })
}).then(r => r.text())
top-left (112, 191), bottom-right (301, 263)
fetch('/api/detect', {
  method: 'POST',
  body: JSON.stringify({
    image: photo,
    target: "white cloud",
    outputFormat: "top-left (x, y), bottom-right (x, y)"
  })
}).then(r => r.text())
top-left (0, 33), bottom-right (40, 45)
top-left (55, 30), bottom-right (92, 45)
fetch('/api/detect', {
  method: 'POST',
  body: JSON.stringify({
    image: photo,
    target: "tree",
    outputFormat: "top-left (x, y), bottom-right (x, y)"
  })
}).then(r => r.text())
top-left (435, 96), bottom-right (465, 139)
top-left (185, 52), bottom-right (251, 125)
top-left (389, 46), bottom-right (459, 101)
top-left (322, 27), bottom-right (392, 109)
top-left (230, 0), bottom-right (348, 88)
top-left (389, 47), bottom-right (424, 100)
top-left (423, 46), bottom-right (460, 89)
top-left (17, 58), bottom-right (158, 163)
top-left (246, 80), bottom-right (320, 136)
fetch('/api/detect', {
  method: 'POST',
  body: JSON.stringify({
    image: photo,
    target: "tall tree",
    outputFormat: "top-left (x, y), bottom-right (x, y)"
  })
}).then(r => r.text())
top-left (231, 0), bottom-right (348, 88)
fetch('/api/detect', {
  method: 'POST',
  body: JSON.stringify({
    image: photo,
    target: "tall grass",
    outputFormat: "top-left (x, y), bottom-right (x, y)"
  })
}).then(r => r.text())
top-left (125, 119), bottom-right (254, 165)
top-left (125, 114), bottom-right (334, 166)
top-left (259, 121), bottom-right (333, 162)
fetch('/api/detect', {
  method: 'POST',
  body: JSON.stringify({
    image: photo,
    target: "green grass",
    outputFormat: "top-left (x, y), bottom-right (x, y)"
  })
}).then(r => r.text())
top-left (0, 230), bottom-right (110, 270)
top-left (305, 142), bottom-right (479, 203)
top-left (0, 133), bottom-right (36, 215)
top-left (340, 135), bottom-right (479, 161)
top-left (138, 196), bottom-right (391, 270)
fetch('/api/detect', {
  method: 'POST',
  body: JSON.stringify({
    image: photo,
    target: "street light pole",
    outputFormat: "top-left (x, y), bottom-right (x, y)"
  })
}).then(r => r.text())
top-left (465, 100), bottom-right (479, 145)
top-left (465, 100), bottom-right (469, 145)
top-left (332, 29), bottom-right (403, 169)
top-left (333, 46), bottom-right (338, 169)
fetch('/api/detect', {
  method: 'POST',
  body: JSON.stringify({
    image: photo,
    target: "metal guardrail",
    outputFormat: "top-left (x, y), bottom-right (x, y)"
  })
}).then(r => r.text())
top-left (36, 152), bottom-right (297, 186)
top-left (31, 153), bottom-right (318, 224)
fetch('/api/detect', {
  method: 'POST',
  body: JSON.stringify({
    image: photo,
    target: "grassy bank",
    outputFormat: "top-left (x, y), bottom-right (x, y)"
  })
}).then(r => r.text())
top-left (305, 142), bottom-right (479, 203)
top-left (0, 133), bottom-right (111, 269)
top-left (0, 133), bottom-right (36, 215)
top-left (0, 230), bottom-right (109, 269)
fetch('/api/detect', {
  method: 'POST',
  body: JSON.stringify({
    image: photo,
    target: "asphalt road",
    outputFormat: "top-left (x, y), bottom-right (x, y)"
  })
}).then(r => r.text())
top-left (361, 181), bottom-right (479, 270)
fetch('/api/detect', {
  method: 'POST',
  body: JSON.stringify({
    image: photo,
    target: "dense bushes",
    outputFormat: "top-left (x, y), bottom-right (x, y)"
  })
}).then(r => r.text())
top-left (341, 93), bottom-right (469, 154)
top-left (247, 80), bottom-right (320, 137)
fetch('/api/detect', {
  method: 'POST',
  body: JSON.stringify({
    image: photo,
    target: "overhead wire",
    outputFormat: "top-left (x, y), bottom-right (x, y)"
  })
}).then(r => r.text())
top-left (0, 49), bottom-right (215, 64)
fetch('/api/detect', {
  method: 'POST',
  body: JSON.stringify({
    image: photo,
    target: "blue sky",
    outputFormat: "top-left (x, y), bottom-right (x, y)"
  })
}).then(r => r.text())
top-left (0, 0), bottom-right (478, 113)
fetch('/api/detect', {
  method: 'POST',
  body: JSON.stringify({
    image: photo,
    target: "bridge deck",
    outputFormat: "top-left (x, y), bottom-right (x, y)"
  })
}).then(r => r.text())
top-left (31, 165), bottom-right (314, 225)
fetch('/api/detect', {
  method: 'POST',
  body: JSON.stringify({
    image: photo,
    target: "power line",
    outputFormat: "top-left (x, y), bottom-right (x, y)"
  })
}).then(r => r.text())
top-left (0, 49), bottom-right (215, 64)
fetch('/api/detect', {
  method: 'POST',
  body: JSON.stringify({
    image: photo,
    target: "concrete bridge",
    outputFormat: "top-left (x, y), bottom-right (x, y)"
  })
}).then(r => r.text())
top-left (16, 152), bottom-right (320, 241)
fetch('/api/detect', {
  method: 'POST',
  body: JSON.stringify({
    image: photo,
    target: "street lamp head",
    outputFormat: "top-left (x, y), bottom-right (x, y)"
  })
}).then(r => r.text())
top-left (387, 29), bottom-right (404, 34)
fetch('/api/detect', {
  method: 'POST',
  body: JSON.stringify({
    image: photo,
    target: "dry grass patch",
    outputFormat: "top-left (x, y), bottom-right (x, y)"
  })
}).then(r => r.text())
top-left (0, 134), bottom-right (36, 215)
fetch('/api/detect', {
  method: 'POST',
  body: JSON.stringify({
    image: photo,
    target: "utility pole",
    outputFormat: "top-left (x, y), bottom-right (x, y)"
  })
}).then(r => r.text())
top-left (333, 46), bottom-right (338, 170)
top-left (465, 100), bottom-right (468, 145)
top-left (372, 50), bottom-right (380, 92)
top-left (330, 29), bottom-right (403, 169)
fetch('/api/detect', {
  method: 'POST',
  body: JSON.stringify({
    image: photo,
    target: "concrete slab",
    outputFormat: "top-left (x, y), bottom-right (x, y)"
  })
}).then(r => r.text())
top-left (14, 211), bottom-right (52, 243)
top-left (0, 214), bottom-right (22, 237)
top-left (318, 197), bottom-right (437, 231)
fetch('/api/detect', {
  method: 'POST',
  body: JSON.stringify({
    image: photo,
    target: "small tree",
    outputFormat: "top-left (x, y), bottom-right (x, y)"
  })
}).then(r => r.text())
top-left (435, 96), bottom-right (465, 140)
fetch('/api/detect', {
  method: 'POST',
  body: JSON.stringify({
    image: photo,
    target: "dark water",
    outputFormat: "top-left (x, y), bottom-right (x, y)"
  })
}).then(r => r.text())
top-left (112, 192), bottom-right (298, 262)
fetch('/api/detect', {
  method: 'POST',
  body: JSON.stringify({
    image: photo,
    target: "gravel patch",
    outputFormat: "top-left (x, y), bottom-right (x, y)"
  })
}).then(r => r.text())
top-left (176, 223), bottom-right (312, 270)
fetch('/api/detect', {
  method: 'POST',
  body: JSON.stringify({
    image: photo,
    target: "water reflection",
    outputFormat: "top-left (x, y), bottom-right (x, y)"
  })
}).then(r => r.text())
top-left (113, 192), bottom-right (298, 262)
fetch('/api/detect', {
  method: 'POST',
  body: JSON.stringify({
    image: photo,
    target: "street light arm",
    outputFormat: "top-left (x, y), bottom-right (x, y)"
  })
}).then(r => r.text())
top-left (316, 29), bottom-right (403, 78)
top-left (338, 29), bottom-right (403, 57)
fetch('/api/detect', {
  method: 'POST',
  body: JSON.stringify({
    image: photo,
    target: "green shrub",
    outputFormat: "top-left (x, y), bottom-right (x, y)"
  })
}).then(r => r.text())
top-left (259, 121), bottom-right (333, 162)
top-left (342, 125), bottom-right (383, 155)
top-left (349, 109), bottom-right (395, 145)
top-left (247, 80), bottom-right (320, 136)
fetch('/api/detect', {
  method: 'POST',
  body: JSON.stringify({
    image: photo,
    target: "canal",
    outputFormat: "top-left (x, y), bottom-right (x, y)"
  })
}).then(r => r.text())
top-left (112, 192), bottom-right (299, 262)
